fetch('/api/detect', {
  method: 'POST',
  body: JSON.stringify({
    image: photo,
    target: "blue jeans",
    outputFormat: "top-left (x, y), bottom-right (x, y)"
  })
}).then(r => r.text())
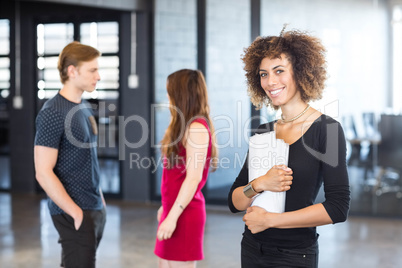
top-left (241, 235), bottom-right (319, 268)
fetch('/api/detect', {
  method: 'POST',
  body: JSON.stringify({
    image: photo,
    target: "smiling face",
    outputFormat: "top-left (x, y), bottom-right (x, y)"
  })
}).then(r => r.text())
top-left (259, 54), bottom-right (300, 107)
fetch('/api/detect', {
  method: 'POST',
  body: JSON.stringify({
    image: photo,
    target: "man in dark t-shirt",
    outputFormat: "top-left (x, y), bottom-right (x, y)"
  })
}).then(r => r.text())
top-left (34, 41), bottom-right (106, 268)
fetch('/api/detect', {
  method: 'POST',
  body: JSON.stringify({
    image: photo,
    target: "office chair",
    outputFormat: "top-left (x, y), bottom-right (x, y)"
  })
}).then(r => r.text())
top-left (342, 113), bottom-right (380, 186)
top-left (374, 114), bottom-right (402, 197)
top-left (342, 114), bottom-right (360, 166)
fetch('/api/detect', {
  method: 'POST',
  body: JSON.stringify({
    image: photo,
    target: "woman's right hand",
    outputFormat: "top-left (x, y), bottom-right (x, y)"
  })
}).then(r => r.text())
top-left (253, 165), bottom-right (293, 193)
top-left (157, 206), bottom-right (163, 222)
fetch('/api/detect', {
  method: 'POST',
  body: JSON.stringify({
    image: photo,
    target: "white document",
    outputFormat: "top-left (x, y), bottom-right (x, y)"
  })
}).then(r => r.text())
top-left (248, 131), bottom-right (289, 213)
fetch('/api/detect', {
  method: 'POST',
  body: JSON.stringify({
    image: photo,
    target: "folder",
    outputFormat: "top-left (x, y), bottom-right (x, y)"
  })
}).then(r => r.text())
top-left (248, 131), bottom-right (289, 213)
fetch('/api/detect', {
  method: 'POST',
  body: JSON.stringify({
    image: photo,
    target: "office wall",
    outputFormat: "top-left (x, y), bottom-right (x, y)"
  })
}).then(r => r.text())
top-left (205, 0), bottom-right (251, 195)
top-left (153, 0), bottom-right (197, 195)
top-left (152, 0), bottom-right (252, 202)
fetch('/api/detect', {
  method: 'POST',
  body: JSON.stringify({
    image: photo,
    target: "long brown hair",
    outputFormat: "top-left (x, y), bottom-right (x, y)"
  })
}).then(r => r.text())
top-left (161, 69), bottom-right (217, 170)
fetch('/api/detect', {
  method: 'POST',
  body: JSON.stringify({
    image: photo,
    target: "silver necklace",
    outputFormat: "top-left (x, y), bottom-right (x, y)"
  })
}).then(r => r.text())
top-left (281, 104), bottom-right (310, 123)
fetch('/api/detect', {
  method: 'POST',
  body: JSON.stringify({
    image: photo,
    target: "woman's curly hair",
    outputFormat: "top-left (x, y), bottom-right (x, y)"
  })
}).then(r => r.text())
top-left (241, 29), bottom-right (327, 110)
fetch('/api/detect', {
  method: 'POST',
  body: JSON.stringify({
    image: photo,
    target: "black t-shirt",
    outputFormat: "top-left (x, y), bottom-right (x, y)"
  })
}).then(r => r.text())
top-left (228, 115), bottom-right (350, 248)
top-left (35, 93), bottom-right (103, 215)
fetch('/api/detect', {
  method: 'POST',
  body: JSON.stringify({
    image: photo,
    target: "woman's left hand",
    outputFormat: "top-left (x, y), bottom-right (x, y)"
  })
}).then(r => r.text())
top-left (243, 206), bottom-right (272, 234)
top-left (157, 216), bottom-right (177, 241)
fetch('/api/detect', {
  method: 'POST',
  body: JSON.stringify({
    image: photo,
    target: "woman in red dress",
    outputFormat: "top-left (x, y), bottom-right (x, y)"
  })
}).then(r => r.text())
top-left (154, 69), bottom-right (218, 268)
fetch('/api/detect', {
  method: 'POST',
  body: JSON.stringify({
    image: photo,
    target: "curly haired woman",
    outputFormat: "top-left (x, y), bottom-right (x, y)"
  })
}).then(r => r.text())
top-left (228, 27), bottom-right (350, 268)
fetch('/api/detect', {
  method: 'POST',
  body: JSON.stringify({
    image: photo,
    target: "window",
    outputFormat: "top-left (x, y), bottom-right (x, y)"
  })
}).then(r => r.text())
top-left (36, 23), bottom-right (74, 99)
top-left (0, 19), bottom-right (10, 190)
top-left (80, 22), bottom-right (120, 96)
top-left (0, 19), bottom-right (10, 99)
top-left (36, 22), bottom-right (120, 99)
top-left (393, 5), bottom-right (402, 112)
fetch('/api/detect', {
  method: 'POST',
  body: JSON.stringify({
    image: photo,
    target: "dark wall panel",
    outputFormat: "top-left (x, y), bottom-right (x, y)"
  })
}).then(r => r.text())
top-left (119, 11), bottom-right (153, 201)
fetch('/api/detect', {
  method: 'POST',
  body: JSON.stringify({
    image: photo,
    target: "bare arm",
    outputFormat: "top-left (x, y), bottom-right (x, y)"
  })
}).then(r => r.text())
top-left (34, 145), bottom-right (83, 230)
top-left (231, 165), bottom-right (293, 211)
top-left (243, 203), bottom-right (332, 233)
top-left (157, 122), bottom-right (209, 241)
top-left (231, 186), bottom-right (254, 211)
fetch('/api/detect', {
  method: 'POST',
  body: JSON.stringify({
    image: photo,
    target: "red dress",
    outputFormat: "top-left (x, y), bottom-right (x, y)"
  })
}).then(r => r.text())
top-left (154, 118), bottom-right (212, 261)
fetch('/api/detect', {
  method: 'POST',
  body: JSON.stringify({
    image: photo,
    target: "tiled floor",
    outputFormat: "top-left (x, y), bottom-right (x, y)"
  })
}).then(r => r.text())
top-left (1, 192), bottom-right (402, 268)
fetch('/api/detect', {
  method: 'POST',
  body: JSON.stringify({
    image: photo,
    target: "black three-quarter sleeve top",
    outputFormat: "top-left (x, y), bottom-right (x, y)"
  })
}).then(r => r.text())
top-left (228, 114), bottom-right (351, 249)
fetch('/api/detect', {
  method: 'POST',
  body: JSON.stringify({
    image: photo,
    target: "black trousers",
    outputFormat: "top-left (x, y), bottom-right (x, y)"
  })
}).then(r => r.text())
top-left (51, 208), bottom-right (106, 268)
top-left (241, 235), bottom-right (319, 268)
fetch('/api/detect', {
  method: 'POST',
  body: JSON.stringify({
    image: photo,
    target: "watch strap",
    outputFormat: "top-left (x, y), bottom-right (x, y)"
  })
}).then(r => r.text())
top-left (243, 182), bottom-right (258, 198)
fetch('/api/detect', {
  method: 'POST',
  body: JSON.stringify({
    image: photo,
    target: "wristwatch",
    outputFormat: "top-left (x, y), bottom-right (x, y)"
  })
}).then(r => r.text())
top-left (243, 182), bottom-right (260, 198)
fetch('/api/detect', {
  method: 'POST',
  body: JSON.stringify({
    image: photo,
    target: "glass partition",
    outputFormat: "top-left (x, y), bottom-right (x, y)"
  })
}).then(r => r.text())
top-left (261, 0), bottom-right (393, 216)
